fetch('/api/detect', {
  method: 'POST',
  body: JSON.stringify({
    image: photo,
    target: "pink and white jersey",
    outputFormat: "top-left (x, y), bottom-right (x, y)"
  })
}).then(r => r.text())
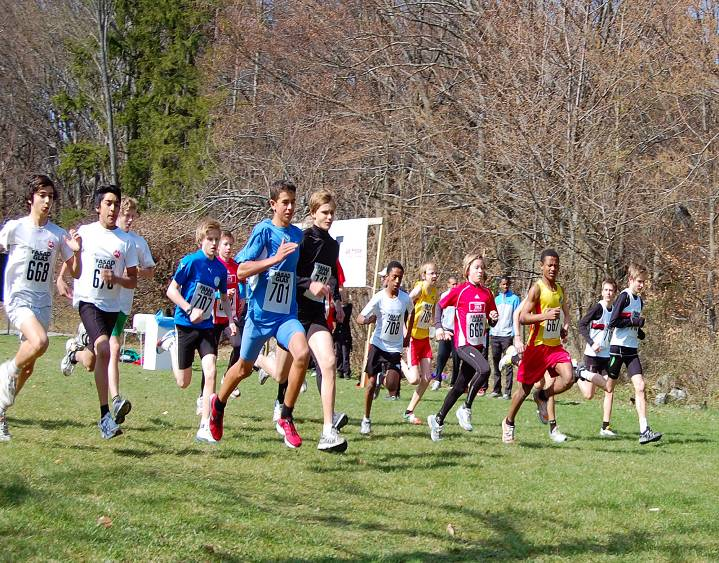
top-left (439, 281), bottom-right (497, 349)
top-left (73, 222), bottom-right (138, 312)
top-left (0, 217), bottom-right (73, 309)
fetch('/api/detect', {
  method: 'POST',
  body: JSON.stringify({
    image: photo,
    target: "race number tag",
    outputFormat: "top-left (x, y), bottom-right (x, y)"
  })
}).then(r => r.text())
top-left (264, 269), bottom-right (293, 314)
top-left (304, 262), bottom-right (332, 302)
top-left (190, 283), bottom-right (215, 320)
top-left (466, 312), bottom-right (485, 346)
top-left (543, 312), bottom-right (563, 340)
top-left (381, 312), bottom-right (403, 343)
top-left (417, 302), bottom-right (434, 329)
top-left (90, 255), bottom-right (117, 296)
top-left (23, 247), bottom-right (53, 291)
top-left (215, 291), bottom-right (236, 319)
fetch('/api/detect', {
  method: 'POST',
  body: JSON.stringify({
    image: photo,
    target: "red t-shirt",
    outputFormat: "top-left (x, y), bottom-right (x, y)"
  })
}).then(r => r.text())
top-left (439, 281), bottom-right (497, 349)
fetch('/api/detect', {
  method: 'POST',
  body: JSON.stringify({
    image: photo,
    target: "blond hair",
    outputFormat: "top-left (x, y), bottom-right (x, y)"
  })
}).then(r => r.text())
top-left (627, 263), bottom-right (648, 280)
top-left (120, 196), bottom-right (139, 215)
top-left (195, 217), bottom-right (221, 245)
top-left (462, 252), bottom-right (485, 280)
top-left (419, 262), bottom-right (436, 279)
top-left (309, 190), bottom-right (336, 214)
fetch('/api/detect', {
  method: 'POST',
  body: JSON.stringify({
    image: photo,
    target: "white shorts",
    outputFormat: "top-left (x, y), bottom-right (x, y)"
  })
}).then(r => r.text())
top-left (6, 302), bottom-right (51, 336)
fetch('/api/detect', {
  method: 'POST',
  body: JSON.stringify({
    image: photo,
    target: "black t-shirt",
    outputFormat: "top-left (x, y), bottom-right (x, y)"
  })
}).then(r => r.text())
top-left (296, 225), bottom-right (340, 322)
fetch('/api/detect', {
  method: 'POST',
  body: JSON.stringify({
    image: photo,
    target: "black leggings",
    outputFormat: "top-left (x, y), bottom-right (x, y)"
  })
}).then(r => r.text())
top-left (435, 339), bottom-right (460, 385)
top-left (436, 345), bottom-right (491, 424)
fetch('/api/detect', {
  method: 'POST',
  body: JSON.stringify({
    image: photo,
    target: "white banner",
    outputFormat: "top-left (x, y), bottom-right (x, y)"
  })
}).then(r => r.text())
top-left (329, 218), bottom-right (369, 288)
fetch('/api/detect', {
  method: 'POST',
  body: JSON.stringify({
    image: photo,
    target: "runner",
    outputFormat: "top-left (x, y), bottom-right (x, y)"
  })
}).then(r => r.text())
top-left (501, 249), bottom-right (575, 444)
top-left (577, 277), bottom-right (618, 437)
top-left (431, 276), bottom-right (459, 390)
top-left (0, 175), bottom-right (82, 442)
top-left (163, 218), bottom-right (237, 443)
top-left (427, 253), bottom-right (498, 441)
top-left (401, 262), bottom-right (439, 424)
top-left (208, 180), bottom-right (310, 449)
top-left (607, 264), bottom-right (662, 444)
top-left (356, 261), bottom-right (414, 435)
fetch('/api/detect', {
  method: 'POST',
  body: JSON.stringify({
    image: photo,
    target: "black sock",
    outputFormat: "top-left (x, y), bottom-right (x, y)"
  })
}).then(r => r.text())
top-left (549, 419), bottom-right (557, 432)
top-left (100, 404), bottom-right (110, 418)
top-left (281, 403), bottom-right (294, 420)
top-left (602, 421), bottom-right (610, 430)
top-left (537, 388), bottom-right (548, 402)
top-left (405, 409), bottom-right (412, 416)
top-left (277, 381), bottom-right (288, 404)
top-left (436, 412), bottom-right (445, 425)
top-left (215, 398), bottom-right (226, 412)
top-left (506, 418), bottom-right (515, 426)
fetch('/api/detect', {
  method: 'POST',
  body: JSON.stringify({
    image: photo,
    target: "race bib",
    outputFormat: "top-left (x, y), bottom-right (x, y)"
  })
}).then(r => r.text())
top-left (466, 312), bottom-right (485, 346)
top-left (215, 291), bottom-right (236, 319)
top-left (89, 255), bottom-right (117, 296)
top-left (23, 247), bottom-right (53, 291)
top-left (417, 302), bottom-right (434, 329)
top-left (263, 269), bottom-right (293, 314)
top-left (304, 262), bottom-right (332, 302)
top-left (189, 282), bottom-right (215, 320)
top-left (543, 311), bottom-right (563, 340)
top-left (381, 312), bottom-right (403, 343)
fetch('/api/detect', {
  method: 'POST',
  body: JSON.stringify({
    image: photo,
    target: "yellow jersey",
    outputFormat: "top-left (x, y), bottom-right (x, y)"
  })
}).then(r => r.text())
top-left (527, 280), bottom-right (564, 347)
top-left (411, 281), bottom-right (438, 340)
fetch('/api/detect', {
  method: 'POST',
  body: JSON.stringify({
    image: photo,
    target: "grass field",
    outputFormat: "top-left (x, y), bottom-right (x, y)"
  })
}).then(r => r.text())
top-left (1, 335), bottom-right (718, 561)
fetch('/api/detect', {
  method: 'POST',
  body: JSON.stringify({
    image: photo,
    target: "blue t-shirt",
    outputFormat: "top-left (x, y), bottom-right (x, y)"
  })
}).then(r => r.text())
top-left (235, 219), bottom-right (303, 325)
top-left (490, 290), bottom-right (521, 337)
top-left (173, 249), bottom-right (228, 329)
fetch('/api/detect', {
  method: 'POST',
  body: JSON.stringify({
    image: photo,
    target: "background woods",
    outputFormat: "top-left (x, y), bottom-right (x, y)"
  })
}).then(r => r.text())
top-left (2, 0), bottom-right (719, 400)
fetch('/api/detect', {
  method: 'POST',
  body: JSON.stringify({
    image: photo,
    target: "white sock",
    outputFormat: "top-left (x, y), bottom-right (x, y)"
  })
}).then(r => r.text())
top-left (323, 423), bottom-right (333, 434)
top-left (639, 417), bottom-right (648, 433)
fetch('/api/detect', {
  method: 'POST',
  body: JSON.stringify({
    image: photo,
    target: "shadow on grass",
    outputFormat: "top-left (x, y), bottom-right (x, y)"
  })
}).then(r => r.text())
top-left (10, 417), bottom-right (85, 430)
top-left (0, 480), bottom-right (32, 507)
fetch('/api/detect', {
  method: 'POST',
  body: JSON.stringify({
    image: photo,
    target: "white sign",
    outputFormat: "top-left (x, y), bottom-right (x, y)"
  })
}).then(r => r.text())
top-left (329, 218), bottom-right (368, 288)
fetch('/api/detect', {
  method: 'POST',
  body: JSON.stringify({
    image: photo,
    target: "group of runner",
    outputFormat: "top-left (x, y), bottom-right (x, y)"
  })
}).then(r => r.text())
top-left (0, 175), bottom-right (662, 450)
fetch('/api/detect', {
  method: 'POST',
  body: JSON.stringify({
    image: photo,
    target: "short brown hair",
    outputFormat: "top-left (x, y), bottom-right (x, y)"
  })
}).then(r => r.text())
top-left (309, 190), bottom-right (336, 214)
top-left (25, 174), bottom-right (58, 208)
top-left (601, 277), bottom-right (617, 290)
top-left (195, 217), bottom-right (221, 245)
top-left (462, 252), bottom-right (485, 280)
top-left (221, 230), bottom-right (234, 241)
top-left (627, 263), bottom-right (648, 280)
top-left (270, 179), bottom-right (297, 201)
top-left (120, 196), bottom-right (139, 215)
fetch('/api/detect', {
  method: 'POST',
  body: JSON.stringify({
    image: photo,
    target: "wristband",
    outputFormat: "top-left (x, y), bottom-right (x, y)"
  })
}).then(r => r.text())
top-left (185, 305), bottom-right (193, 316)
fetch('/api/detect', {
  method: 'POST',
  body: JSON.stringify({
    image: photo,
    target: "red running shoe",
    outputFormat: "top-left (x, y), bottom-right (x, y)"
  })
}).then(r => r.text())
top-left (209, 393), bottom-right (224, 441)
top-left (276, 417), bottom-right (302, 448)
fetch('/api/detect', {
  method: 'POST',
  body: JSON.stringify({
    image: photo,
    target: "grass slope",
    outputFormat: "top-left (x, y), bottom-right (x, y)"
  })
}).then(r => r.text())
top-left (1, 336), bottom-right (717, 561)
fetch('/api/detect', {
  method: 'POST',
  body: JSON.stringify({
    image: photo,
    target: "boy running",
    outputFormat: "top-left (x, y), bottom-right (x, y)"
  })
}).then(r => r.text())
top-left (64, 185), bottom-right (138, 439)
top-left (501, 249), bottom-right (574, 444)
top-left (401, 262), bottom-right (439, 424)
top-left (107, 197), bottom-right (156, 425)
top-left (209, 180), bottom-right (310, 449)
top-left (164, 218), bottom-right (236, 443)
top-left (427, 253), bottom-right (498, 441)
top-left (577, 278), bottom-right (618, 437)
top-left (0, 175), bottom-right (82, 441)
top-left (356, 261), bottom-right (414, 435)
top-left (607, 264), bottom-right (662, 444)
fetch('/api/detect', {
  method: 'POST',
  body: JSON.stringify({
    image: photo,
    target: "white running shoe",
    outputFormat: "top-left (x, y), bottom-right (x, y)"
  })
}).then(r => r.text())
top-left (196, 423), bottom-right (217, 444)
top-left (332, 411), bottom-right (348, 431)
top-left (430, 379), bottom-right (441, 391)
top-left (60, 338), bottom-right (82, 377)
top-left (427, 414), bottom-right (443, 441)
top-left (533, 390), bottom-right (549, 424)
top-left (300, 381), bottom-right (308, 393)
top-left (501, 418), bottom-right (515, 444)
top-left (196, 396), bottom-right (203, 416)
top-left (98, 412), bottom-right (122, 439)
top-left (498, 345), bottom-right (517, 371)
top-left (455, 405), bottom-right (473, 432)
top-left (549, 427), bottom-right (567, 443)
top-left (599, 426), bottom-right (617, 438)
top-left (360, 417), bottom-right (371, 435)
top-left (0, 362), bottom-right (17, 410)
top-left (272, 400), bottom-right (282, 423)
top-left (0, 410), bottom-right (11, 442)
top-left (156, 329), bottom-right (176, 354)
top-left (258, 367), bottom-right (270, 385)
top-left (317, 427), bottom-right (347, 452)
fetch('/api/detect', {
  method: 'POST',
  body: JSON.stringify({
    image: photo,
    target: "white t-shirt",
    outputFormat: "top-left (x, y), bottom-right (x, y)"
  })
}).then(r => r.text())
top-left (360, 290), bottom-right (414, 354)
top-left (439, 289), bottom-right (455, 331)
top-left (73, 222), bottom-right (138, 312)
top-left (0, 217), bottom-right (73, 309)
top-left (118, 231), bottom-right (155, 314)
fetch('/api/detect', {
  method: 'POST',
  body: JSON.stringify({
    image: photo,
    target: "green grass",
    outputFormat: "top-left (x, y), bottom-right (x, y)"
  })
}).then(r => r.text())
top-left (1, 336), bottom-right (717, 562)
